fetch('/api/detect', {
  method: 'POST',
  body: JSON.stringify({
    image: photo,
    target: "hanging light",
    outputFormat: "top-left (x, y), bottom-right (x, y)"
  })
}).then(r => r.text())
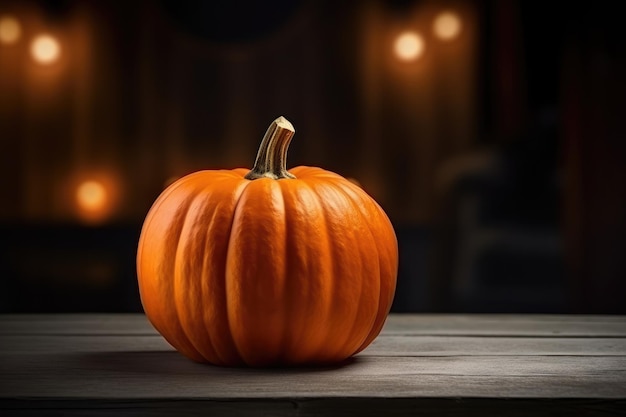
top-left (76, 180), bottom-right (107, 213)
top-left (0, 15), bottom-right (21, 44)
top-left (73, 174), bottom-right (120, 224)
top-left (394, 31), bottom-right (425, 62)
top-left (31, 34), bottom-right (61, 64)
top-left (433, 11), bottom-right (462, 41)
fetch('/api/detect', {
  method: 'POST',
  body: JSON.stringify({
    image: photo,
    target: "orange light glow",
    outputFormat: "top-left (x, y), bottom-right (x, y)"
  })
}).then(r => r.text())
top-left (77, 180), bottom-right (107, 212)
top-left (0, 15), bottom-right (21, 44)
top-left (433, 11), bottom-right (462, 41)
top-left (31, 34), bottom-right (61, 64)
top-left (394, 31), bottom-right (424, 62)
top-left (73, 175), bottom-right (119, 224)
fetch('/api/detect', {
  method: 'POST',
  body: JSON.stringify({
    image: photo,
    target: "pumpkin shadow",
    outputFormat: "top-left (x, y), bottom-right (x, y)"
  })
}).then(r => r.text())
top-left (77, 350), bottom-right (361, 376)
top-left (77, 351), bottom-right (198, 375)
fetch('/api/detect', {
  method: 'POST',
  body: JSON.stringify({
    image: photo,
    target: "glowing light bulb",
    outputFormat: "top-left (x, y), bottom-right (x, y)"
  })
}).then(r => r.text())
top-left (394, 31), bottom-right (424, 62)
top-left (76, 180), bottom-right (107, 212)
top-left (0, 15), bottom-right (21, 44)
top-left (31, 34), bottom-right (60, 64)
top-left (433, 11), bottom-right (462, 40)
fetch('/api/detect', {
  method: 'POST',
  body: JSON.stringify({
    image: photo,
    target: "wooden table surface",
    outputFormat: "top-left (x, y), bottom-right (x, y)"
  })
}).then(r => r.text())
top-left (1, 314), bottom-right (625, 416)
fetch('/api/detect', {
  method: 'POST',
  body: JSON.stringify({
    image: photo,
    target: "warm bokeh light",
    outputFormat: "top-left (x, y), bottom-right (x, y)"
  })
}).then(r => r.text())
top-left (76, 180), bottom-right (107, 212)
top-left (394, 31), bottom-right (424, 61)
top-left (0, 15), bottom-right (21, 44)
top-left (73, 175), bottom-right (121, 224)
top-left (433, 11), bottom-right (462, 40)
top-left (30, 34), bottom-right (61, 64)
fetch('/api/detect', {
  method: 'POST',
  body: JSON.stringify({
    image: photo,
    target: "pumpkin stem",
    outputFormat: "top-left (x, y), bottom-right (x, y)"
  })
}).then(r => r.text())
top-left (245, 116), bottom-right (296, 180)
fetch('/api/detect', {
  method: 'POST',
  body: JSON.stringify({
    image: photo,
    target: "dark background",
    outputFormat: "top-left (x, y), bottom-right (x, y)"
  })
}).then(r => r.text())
top-left (0, 0), bottom-right (624, 314)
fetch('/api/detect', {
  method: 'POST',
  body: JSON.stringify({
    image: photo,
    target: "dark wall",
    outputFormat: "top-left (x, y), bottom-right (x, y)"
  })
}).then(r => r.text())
top-left (0, 0), bottom-right (624, 313)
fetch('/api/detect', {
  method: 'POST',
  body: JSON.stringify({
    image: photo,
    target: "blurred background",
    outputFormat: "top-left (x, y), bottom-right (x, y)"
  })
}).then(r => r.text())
top-left (0, 0), bottom-right (624, 314)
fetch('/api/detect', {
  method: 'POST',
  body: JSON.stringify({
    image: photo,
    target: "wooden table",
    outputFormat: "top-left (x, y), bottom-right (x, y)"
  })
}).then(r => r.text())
top-left (1, 314), bottom-right (625, 416)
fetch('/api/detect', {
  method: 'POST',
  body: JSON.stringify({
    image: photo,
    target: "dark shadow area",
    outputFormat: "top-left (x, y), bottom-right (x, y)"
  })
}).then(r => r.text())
top-left (0, 0), bottom-right (624, 314)
top-left (77, 350), bottom-right (360, 375)
top-left (0, 223), bottom-right (143, 313)
top-left (77, 350), bottom-right (193, 375)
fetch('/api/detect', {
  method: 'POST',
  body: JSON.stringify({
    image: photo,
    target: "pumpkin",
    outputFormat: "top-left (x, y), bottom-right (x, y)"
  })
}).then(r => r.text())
top-left (137, 117), bottom-right (398, 366)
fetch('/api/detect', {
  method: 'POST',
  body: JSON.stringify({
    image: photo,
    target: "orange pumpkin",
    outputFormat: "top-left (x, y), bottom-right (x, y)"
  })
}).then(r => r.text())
top-left (137, 117), bottom-right (398, 366)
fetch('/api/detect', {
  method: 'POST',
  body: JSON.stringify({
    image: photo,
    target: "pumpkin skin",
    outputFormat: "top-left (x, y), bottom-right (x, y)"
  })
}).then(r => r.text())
top-left (137, 118), bottom-right (398, 366)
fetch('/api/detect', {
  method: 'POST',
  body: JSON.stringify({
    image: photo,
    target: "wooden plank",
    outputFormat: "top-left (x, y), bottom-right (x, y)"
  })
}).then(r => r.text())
top-left (384, 314), bottom-right (626, 337)
top-left (1, 352), bottom-right (625, 399)
top-left (367, 335), bottom-right (626, 356)
top-left (1, 314), bottom-right (626, 415)
top-left (1, 398), bottom-right (625, 417)
top-left (0, 314), bottom-right (154, 336)
top-left (2, 334), bottom-right (626, 356)
top-left (1, 314), bottom-right (625, 337)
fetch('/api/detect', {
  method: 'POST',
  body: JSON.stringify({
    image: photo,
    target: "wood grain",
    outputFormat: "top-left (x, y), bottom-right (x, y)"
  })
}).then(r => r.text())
top-left (1, 353), bottom-right (625, 399)
top-left (2, 398), bottom-right (626, 417)
top-left (1, 313), bottom-right (625, 336)
top-left (1, 314), bottom-right (625, 416)
top-left (2, 334), bottom-right (626, 356)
